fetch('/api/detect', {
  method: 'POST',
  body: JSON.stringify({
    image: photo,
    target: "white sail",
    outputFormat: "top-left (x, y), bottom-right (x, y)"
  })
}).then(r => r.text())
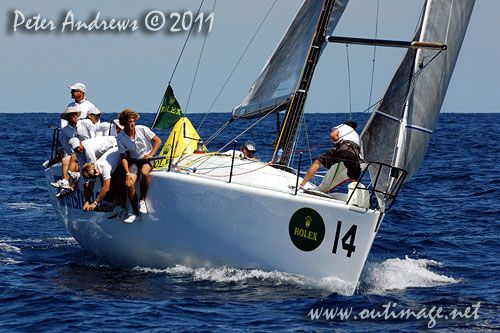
top-left (361, 0), bottom-right (475, 207)
top-left (232, 0), bottom-right (349, 119)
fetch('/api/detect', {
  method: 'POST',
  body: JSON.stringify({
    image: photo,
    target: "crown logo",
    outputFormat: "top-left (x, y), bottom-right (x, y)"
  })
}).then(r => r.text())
top-left (305, 216), bottom-right (312, 228)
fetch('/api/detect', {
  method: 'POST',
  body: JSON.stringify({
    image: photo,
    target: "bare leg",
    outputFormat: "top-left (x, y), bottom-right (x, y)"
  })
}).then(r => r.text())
top-left (300, 160), bottom-right (323, 187)
top-left (125, 174), bottom-right (139, 215)
top-left (139, 163), bottom-right (152, 201)
top-left (61, 155), bottom-right (71, 181)
top-left (68, 154), bottom-right (79, 189)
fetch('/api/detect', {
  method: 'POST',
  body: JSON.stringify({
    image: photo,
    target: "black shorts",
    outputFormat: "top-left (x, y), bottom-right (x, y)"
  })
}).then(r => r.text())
top-left (317, 143), bottom-right (361, 180)
top-left (128, 160), bottom-right (155, 175)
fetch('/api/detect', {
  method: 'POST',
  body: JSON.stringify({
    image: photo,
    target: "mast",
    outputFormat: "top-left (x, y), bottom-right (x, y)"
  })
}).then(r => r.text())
top-left (273, 0), bottom-right (336, 167)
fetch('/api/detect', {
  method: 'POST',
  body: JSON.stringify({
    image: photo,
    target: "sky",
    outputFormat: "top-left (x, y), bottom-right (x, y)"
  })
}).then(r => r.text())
top-left (1, 0), bottom-right (498, 115)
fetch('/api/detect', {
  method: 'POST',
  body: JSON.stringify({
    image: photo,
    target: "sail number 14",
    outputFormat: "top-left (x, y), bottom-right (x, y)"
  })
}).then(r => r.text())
top-left (332, 221), bottom-right (357, 258)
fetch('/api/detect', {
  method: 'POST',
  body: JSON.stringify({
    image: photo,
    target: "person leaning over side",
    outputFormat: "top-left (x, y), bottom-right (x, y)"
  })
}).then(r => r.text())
top-left (300, 120), bottom-right (362, 187)
top-left (117, 109), bottom-right (162, 223)
top-left (81, 147), bottom-right (123, 215)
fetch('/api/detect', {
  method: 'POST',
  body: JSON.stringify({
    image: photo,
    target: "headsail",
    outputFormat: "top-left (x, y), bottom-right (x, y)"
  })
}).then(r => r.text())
top-left (232, 0), bottom-right (348, 120)
top-left (361, 0), bottom-right (475, 207)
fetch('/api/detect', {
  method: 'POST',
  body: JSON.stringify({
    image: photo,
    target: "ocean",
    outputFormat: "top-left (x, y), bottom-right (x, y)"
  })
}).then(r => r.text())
top-left (0, 112), bottom-right (498, 331)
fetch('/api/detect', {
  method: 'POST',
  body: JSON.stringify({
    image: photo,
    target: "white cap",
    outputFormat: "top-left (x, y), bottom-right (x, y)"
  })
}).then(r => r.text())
top-left (88, 106), bottom-right (101, 115)
top-left (69, 82), bottom-right (87, 92)
top-left (69, 137), bottom-right (80, 150)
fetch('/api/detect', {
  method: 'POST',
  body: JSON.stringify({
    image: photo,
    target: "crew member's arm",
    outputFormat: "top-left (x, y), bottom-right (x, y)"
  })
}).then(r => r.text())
top-left (144, 136), bottom-right (162, 160)
top-left (87, 179), bottom-right (111, 211)
top-left (83, 181), bottom-right (95, 211)
top-left (329, 129), bottom-right (340, 142)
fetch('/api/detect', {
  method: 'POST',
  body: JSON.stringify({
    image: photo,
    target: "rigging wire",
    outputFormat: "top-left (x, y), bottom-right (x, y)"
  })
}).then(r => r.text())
top-left (345, 44), bottom-right (352, 119)
top-left (302, 115), bottom-right (314, 166)
top-left (184, 0), bottom-right (217, 115)
top-left (367, 0), bottom-right (380, 109)
top-left (151, 0), bottom-right (206, 129)
top-left (197, 0), bottom-right (279, 133)
top-left (216, 100), bottom-right (286, 153)
top-left (361, 47), bottom-right (445, 114)
top-left (168, 1), bottom-right (206, 86)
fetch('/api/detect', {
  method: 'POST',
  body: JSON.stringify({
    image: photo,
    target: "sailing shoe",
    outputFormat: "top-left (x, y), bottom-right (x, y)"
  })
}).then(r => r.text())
top-left (55, 188), bottom-right (74, 198)
top-left (123, 214), bottom-right (137, 223)
top-left (51, 179), bottom-right (70, 189)
top-left (67, 171), bottom-right (80, 182)
top-left (139, 200), bottom-right (148, 214)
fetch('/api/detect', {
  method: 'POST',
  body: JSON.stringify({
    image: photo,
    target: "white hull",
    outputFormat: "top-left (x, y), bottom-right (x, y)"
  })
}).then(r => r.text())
top-left (46, 154), bottom-right (384, 295)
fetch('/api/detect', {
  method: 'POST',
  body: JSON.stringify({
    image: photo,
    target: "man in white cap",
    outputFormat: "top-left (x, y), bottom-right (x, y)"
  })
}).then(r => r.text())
top-left (224, 140), bottom-right (257, 159)
top-left (77, 106), bottom-right (109, 140)
top-left (61, 82), bottom-right (97, 129)
top-left (67, 82), bottom-right (95, 119)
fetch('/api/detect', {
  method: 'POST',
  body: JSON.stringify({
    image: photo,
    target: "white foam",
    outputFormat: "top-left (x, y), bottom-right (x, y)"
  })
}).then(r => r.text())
top-left (5, 202), bottom-right (52, 210)
top-left (0, 257), bottom-right (22, 265)
top-left (361, 255), bottom-right (458, 294)
top-left (0, 241), bottom-right (21, 254)
top-left (133, 264), bottom-right (353, 295)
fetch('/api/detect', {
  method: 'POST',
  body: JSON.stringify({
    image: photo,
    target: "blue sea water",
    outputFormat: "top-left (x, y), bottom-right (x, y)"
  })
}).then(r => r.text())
top-left (0, 112), bottom-right (499, 331)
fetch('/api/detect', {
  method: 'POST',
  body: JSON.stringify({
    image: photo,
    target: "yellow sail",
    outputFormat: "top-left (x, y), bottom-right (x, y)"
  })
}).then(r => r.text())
top-left (154, 117), bottom-right (207, 170)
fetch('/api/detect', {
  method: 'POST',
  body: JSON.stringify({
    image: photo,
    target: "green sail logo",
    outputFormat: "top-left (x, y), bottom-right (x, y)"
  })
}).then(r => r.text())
top-left (289, 207), bottom-right (325, 252)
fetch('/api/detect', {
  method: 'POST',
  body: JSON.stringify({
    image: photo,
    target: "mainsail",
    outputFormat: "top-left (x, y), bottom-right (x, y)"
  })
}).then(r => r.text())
top-left (232, 0), bottom-right (348, 120)
top-left (361, 0), bottom-right (475, 206)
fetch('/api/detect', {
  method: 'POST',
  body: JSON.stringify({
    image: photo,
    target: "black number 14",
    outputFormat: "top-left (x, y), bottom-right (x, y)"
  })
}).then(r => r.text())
top-left (332, 221), bottom-right (357, 258)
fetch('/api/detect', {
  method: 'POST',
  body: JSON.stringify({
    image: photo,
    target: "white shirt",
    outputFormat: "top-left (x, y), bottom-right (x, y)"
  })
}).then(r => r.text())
top-left (68, 98), bottom-right (95, 120)
top-left (94, 147), bottom-right (121, 181)
top-left (334, 124), bottom-right (360, 145)
top-left (60, 124), bottom-right (77, 155)
top-left (82, 136), bottom-right (117, 163)
top-left (96, 122), bottom-right (112, 136)
top-left (61, 99), bottom-right (96, 129)
top-left (223, 150), bottom-right (245, 159)
top-left (77, 119), bottom-right (97, 141)
top-left (117, 125), bottom-right (156, 159)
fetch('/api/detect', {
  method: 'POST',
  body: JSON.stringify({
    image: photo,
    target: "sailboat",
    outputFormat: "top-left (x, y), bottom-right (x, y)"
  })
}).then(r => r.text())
top-left (44, 0), bottom-right (475, 295)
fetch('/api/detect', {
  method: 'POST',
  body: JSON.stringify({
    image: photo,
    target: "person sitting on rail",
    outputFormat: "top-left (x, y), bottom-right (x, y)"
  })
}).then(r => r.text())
top-left (117, 109), bottom-right (162, 223)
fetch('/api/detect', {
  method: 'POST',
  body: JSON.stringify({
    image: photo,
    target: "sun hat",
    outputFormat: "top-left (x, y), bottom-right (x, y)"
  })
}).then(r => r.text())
top-left (60, 106), bottom-right (81, 119)
top-left (113, 119), bottom-right (124, 130)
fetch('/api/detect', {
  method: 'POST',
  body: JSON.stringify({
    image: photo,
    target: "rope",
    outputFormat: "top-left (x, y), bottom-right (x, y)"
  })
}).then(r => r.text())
top-left (197, 0), bottom-right (279, 132)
